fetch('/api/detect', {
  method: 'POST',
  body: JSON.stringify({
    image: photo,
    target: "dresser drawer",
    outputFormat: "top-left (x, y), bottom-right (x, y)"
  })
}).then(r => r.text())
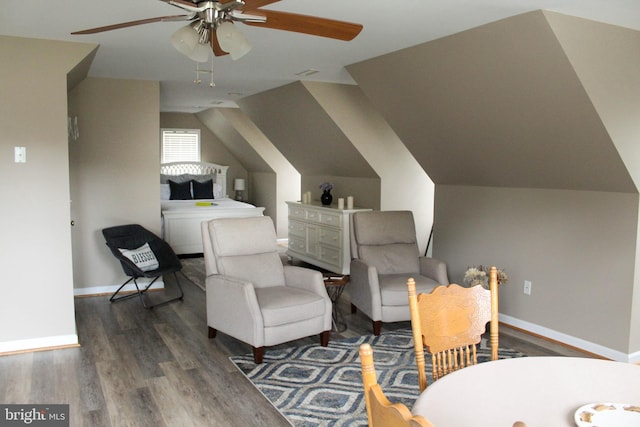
top-left (319, 211), bottom-right (341, 227)
top-left (306, 209), bottom-right (320, 223)
top-left (288, 235), bottom-right (306, 253)
top-left (289, 205), bottom-right (306, 220)
top-left (319, 227), bottom-right (340, 248)
top-left (319, 245), bottom-right (341, 266)
top-left (288, 219), bottom-right (306, 237)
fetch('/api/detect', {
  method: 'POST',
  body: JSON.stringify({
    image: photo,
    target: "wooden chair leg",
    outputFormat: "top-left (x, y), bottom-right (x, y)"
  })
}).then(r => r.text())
top-left (372, 321), bottom-right (382, 336)
top-left (320, 330), bottom-right (330, 347)
top-left (253, 347), bottom-right (265, 364)
top-left (208, 327), bottom-right (217, 339)
top-left (351, 303), bottom-right (357, 314)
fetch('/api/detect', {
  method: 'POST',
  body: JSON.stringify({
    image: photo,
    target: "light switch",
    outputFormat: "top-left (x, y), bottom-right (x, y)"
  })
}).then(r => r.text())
top-left (14, 146), bottom-right (26, 163)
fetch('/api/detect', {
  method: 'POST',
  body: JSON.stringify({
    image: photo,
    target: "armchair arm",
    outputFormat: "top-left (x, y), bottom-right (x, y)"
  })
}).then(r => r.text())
top-left (418, 257), bottom-right (449, 285)
top-left (283, 266), bottom-right (327, 299)
top-left (349, 259), bottom-right (383, 321)
top-left (205, 275), bottom-right (265, 347)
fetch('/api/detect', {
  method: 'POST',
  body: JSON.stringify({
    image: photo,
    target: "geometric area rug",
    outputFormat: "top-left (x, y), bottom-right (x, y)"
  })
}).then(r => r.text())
top-left (230, 329), bottom-right (525, 427)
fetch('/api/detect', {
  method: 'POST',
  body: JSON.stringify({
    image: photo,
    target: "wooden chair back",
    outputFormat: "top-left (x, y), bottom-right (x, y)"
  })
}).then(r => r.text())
top-left (408, 266), bottom-right (499, 391)
top-left (360, 344), bottom-right (435, 427)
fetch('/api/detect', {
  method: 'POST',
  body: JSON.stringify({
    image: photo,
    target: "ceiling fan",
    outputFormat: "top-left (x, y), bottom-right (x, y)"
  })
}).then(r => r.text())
top-left (72, 0), bottom-right (363, 61)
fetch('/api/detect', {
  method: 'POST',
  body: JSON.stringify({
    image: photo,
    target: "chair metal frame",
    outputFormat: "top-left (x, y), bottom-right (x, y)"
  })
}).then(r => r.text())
top-left (102, 224), bottom-right (185, 309)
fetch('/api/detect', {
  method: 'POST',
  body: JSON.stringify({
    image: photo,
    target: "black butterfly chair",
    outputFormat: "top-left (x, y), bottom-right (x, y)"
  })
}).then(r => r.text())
top-left (102, 224), bottom-right (185, 309)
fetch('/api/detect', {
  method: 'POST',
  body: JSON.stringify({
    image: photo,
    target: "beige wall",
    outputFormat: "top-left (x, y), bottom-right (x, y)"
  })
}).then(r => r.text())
top-left (0, 36), bottom-right (96, 351)
top-left (68, 77), bottom-right (160, 291)
top-left (546, 12), bottom-right (640, 352)
top-left (435, 186), bottom-right (638, 356)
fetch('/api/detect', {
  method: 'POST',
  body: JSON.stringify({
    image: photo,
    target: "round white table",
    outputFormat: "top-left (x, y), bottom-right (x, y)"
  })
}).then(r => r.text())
top-left (411, 356), bottom-right (640, 427)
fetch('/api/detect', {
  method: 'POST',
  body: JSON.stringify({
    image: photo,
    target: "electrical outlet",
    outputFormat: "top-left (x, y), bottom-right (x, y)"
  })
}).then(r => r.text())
top-left (524, 280), bottom-right (532, 296)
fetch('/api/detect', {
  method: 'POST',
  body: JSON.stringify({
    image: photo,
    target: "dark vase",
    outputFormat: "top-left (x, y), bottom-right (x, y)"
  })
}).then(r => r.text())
top-left (320, 190), bottom-right (333, 206)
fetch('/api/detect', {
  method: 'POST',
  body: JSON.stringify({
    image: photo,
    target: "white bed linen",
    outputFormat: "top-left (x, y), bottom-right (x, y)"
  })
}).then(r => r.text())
top-left (161, 198), bottom-right (256, 211)
top-left (161, 197), bottom-right (265, 254)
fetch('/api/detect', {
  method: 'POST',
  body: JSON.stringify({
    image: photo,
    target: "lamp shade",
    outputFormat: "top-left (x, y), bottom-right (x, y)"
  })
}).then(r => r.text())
top-left (171, 24), bottom-right (210, 62)
top-left (234, 178), bottom-right (246, 191)
top-left (216, 22), bottom-right (252, 60)
top-left (188, 42), bottom-right (210, 62)
top-left (171, 24), bottom-right (199, 55)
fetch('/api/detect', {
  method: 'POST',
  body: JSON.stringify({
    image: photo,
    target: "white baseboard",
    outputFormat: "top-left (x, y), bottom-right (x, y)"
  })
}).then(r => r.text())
top-left (277, 238), bottom-right (288, 246)
top-left (500, 314), bottom-right (640, 363)
top-left (73, 278), bottom-right (164, 297)
top-left (0, 334), bottom-right (79, 354)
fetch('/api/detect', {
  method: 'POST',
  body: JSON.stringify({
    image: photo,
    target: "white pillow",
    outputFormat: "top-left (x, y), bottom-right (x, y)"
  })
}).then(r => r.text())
top-left (160, 184), bottom-right (171, 200)
top-left (118, 242), bottom-right (159, 272)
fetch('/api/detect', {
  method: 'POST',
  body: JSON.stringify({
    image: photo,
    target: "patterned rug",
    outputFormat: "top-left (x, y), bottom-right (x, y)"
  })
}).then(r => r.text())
top-left (230, 329), bottom-right (524, 427)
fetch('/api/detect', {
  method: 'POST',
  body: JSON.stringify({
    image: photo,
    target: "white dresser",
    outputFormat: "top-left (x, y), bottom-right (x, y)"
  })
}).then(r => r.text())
top-left (286, 201), bottom-right (371, 274)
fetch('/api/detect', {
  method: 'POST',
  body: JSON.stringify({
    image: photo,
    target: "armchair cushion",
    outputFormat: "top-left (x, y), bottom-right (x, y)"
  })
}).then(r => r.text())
top-left (206, 218), bottom-right (285, 288)
top-left (255, 286), bottom-right (328, 327)
top-left (351, 210), bottom-right (421, 274)
top-left (359, 244), bottom-right (420, 274)
top-left (379, 274), bottom-right (439, 306)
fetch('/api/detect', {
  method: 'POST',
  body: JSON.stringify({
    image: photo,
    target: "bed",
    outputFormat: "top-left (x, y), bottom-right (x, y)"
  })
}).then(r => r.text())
top-left (160, 161), bottom-right (265, 255)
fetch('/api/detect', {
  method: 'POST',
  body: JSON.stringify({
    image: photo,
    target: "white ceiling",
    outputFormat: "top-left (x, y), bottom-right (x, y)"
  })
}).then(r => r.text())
top-left (2, 0), bottom-right (639, 113)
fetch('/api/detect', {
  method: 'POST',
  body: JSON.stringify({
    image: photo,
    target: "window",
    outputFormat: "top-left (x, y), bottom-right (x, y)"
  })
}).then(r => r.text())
top-left (161, 129), bottom-right (200, 163)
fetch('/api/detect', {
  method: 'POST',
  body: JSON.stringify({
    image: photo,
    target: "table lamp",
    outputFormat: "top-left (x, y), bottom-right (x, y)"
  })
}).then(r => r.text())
top-left (234, 178), bottom-right (245, 201)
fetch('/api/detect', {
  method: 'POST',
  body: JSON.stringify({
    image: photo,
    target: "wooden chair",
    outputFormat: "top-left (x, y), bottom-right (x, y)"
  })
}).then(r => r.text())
top-left (408, 266), bottom-right (499, 391)
top-left (359, 344), bottom-right (435, 427)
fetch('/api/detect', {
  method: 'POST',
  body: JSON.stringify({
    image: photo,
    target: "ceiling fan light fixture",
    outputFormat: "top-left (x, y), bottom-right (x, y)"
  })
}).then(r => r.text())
top-left (188, 42), bottom-right (211, 63)
top-left (216, 21), bottom-right (252, 60)
top-left (171, 24), bottom-right (210, 63)
top-left (171, 24), bottom-right (199, 56)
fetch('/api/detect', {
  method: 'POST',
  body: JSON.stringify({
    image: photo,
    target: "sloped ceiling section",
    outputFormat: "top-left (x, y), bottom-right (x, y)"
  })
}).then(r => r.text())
top-left (347, 10), bottom-right (636, 193)
top-left (545, 12), bottom-right (640, 189)
top-left (237, 81), bottom-right (377, 177)
top-left (197, 108), bottom-right (273, 173)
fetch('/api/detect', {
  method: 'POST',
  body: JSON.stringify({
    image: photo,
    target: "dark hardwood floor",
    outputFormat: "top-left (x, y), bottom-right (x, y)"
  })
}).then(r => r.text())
top-left (0, 272), bottom-right (589, 427)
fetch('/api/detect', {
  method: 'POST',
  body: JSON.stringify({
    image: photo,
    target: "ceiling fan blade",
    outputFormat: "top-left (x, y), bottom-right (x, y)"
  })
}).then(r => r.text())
top-left (71, 15), bottom-right (190, 35)
top-left (210, 32), bottom-right (230, 57)
top-left (240, 0), bottom-right (281, 10)
top-left (242, 10), bottom-right (362, 41)
top-left (161, 0), bottom-right (203, 13)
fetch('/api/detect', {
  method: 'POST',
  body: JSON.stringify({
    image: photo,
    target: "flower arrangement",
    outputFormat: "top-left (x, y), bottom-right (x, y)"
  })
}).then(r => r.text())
top-left (319, 182), bottom-right (333, 192)
top-left (463, 265), bottom-right (508, 288)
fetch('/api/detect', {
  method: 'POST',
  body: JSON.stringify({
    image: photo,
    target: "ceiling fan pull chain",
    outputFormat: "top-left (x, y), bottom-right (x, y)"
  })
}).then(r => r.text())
top-left (194, 62), bottom-right (202, 84)
top-left (210, 56), bottom-right (216, 87)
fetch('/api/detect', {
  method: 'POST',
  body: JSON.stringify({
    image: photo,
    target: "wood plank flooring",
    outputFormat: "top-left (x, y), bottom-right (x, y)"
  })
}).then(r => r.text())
top-left (0, 272), bottom-right (589, 427)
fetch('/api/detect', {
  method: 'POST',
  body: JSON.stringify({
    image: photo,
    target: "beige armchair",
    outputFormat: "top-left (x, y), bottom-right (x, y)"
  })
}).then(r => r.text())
top-left (202, 216), bottom-right (332, 363)
top-left (349, 211), bottom-right (449, 335)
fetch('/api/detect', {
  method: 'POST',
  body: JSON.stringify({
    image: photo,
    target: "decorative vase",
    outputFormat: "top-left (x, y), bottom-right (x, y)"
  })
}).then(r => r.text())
top-left (320, 190), bottom-right (333, 206)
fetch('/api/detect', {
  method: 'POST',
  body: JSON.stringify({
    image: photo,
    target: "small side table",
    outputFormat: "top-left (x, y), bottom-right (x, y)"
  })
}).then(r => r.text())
top-left (323, 274), bottom-right (349, 332)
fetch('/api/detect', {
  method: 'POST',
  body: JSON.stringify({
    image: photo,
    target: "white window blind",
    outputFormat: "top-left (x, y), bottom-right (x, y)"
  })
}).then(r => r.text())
top-left (161, 129), bottom-right (200, 163)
